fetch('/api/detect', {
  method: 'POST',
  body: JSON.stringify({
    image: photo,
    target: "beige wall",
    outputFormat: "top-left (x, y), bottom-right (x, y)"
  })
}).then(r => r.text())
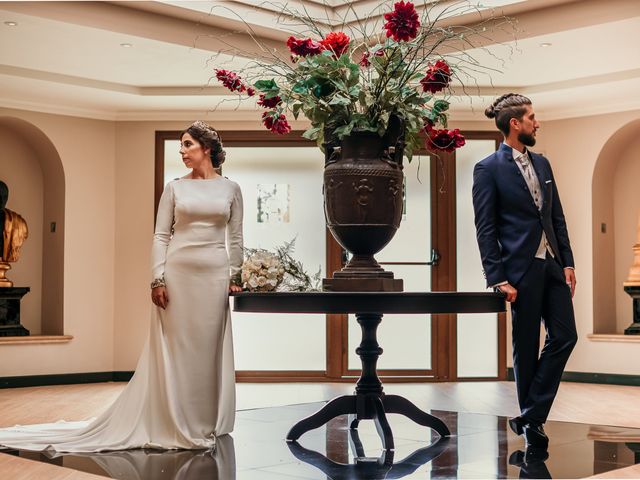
top-left (523, 109), bottom-right (640, 374)
top-left (0, 127), bottom-right (44, 335)
top-left (613, 135), bottom-right (640, 332)
top-left (0, 108), bottom-right (115, 376)
top-left (1, 106), bottom-right (639, 378)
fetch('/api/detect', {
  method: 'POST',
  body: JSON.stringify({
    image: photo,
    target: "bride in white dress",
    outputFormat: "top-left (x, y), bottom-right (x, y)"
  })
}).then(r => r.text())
top-left (0, 121), bottom-right (243, 452)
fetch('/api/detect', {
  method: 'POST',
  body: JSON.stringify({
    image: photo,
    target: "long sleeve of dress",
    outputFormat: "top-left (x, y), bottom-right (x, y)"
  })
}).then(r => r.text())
top-left (151, 182), bottom-right (175, 283)
top-left (227, 182), bottom-right (244, 285)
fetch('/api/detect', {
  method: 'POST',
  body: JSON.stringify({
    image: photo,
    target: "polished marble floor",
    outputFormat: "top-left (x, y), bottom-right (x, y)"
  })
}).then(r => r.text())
top-left (5, 402), bottom-right (640, 479)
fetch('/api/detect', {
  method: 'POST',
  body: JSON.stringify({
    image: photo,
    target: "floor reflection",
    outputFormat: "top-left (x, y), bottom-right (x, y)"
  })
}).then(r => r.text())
top-left (12, 434), bottom-right (235, 480)
top-left (288, 436), bottom-right (450, 479)
top-left (508, 447), bottom-right (551, 479)
top-left (6, 404), bottom-right (640, 479)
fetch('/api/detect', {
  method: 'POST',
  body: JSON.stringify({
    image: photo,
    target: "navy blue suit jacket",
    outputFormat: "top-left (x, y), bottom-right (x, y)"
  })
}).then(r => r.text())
top-left (472, 143), bottom-right (574, 288)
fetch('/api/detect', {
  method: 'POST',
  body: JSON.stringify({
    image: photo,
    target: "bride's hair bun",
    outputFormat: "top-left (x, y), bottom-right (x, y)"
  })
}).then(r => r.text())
top-left (181, 121), bottom-right (226, 168)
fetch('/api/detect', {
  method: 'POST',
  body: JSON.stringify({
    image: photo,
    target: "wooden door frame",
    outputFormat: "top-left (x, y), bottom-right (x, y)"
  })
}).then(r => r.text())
top-left (154, 129), bottom-right (506, 382)
top-left (447, 131), bottom-right (506, 382)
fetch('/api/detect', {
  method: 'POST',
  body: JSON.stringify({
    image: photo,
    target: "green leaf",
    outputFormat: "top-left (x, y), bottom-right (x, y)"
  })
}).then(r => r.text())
top-left (254, 79), bottom-right (278, 91)
top-left (292, 102), bottom-right (303, 120)
top-left (433, 100), bottom-right (450, 113)
top-left (328, 95), bottom-right (351, 106)
top-left (302, 127), bottom-right (321, 140)
top-left (292, 82), bottom-right (307, 94)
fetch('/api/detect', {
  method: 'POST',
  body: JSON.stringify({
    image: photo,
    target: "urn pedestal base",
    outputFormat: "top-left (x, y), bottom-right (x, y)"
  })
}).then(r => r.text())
top-left (0, 287), bottom-right (30, 336)
top-left (323, 277), bottom-right (403, 292)
top-left (623, 285), bottom-right (640, 335)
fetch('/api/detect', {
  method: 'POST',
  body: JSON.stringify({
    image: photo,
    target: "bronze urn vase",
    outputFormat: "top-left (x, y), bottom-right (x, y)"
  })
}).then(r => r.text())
top-left (322, 117), bottom-right (405, 291)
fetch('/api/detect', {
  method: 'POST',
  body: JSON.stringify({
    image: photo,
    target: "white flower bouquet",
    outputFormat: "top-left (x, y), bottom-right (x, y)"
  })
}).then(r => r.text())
top-left (241, 239), bottom-right (322, 292)
top-left (241, 250), bottom-right (285, 292)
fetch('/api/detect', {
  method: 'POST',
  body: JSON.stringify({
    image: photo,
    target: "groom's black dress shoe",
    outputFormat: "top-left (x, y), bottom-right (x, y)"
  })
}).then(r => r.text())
top-left (523, 423), bottom-right (549, 449)
top-left (509, 448), bottom-right (551, 479)
top-left (509, 416), bottom-right (527, 436)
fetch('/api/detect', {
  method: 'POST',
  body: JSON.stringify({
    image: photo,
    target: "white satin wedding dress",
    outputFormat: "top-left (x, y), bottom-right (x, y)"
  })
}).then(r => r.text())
top-left (0, 177), bottom-right (243, 452)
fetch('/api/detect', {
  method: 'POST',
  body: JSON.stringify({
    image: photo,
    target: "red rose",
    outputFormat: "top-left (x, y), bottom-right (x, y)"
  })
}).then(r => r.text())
top-left (420, 60), bottom-right (451, 94)
top-left (215, 69), bottom-right (246, 93)
top-left (426, 128), bottom-right (465, 152)
top-left (257, 94), bottom-right (282, 108)
top-left (246, 87), bottom-right (256, 97)
top-left (321, 32), bottom-right (350, 57)
top-left (262, 112), bottom-right (292, 135)
top-left (384, 1), bottom-right (420, 42)
top-left (286, 36), bottom-right (324, 57)
top-left (359, 49), bottom-right (384, 67)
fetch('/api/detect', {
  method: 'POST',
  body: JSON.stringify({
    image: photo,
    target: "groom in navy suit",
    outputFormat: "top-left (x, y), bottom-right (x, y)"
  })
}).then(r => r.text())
top-left (472, 94), bottom-right (577, 449)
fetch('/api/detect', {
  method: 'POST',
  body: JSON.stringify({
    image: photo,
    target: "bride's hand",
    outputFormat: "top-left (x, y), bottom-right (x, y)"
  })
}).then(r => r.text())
top-left (229, 284), bottom-right (243, 293)
top-left (151, 286), bottom-right (169, 309)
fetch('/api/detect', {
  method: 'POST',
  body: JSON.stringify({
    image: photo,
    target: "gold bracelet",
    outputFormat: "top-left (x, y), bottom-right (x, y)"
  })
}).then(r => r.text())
top-left (150, 277), bottom-right (166, 289)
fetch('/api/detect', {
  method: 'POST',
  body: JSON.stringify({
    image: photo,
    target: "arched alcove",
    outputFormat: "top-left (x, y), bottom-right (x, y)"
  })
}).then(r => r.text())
top-left (592, 119), bottom-right (640, 334)
top-left (0, 116), bottom-right (65, 335)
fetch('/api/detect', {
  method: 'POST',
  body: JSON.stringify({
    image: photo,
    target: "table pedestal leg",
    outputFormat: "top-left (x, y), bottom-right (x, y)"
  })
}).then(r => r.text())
top-left (286, 312), bottom-right (449, 449)
top-left (286, 395), bottom-right (356, 442)
top-left (383, 394), bottom-right (450, 436)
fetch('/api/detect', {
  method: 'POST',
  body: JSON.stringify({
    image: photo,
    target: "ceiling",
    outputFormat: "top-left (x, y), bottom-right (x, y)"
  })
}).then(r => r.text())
top-left (0, 0), bottom-right (638, 123)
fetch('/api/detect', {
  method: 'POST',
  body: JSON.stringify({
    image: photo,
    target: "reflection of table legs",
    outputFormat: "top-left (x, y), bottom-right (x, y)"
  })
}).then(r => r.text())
top-left (286, 312), bottom-right (450, 450)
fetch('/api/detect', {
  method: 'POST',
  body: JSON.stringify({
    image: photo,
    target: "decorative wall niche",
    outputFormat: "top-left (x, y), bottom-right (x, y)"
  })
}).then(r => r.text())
top-left (0, 117), bottom-right (65, 335)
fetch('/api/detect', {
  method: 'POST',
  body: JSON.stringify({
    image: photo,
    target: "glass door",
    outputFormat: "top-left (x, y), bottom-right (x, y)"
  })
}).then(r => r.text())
top-left (455, 135), bottom-right (506, 379)
top-left (345, 154), bottom-right (435, 376)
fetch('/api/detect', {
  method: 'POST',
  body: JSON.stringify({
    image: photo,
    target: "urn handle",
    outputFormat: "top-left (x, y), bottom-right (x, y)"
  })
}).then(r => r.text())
top-left (325, 146), bottom-right (341, 167)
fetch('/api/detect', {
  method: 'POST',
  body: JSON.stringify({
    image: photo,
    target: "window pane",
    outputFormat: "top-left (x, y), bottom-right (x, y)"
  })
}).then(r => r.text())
top-left (456, 139), bottom-right (498, 377)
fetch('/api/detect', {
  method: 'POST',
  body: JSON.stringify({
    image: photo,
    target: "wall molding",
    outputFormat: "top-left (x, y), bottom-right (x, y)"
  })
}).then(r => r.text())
top-left (506, 368), bottom-right (640, 387)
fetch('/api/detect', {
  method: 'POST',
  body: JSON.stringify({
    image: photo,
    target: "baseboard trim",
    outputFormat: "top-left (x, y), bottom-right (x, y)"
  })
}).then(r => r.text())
top-left (4, 370), bottom-right (639, 389)
top-left (506, 368), bottom-right (640, 386)
top-left (0, 372), bottom-right (134, 389)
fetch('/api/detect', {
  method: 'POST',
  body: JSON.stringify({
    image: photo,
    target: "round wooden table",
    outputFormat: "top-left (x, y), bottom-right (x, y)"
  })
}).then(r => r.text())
top-left (232, 291), bottom-right (505, 452)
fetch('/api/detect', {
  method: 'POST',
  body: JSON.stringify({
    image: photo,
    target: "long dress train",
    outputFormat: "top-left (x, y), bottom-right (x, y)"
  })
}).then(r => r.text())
top-left (0, 177), bottom-right (243, 452)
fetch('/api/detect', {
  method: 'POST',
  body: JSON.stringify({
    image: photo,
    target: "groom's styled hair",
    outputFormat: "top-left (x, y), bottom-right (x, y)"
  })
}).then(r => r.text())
top-left (485, 93), bottom-right (532, 136)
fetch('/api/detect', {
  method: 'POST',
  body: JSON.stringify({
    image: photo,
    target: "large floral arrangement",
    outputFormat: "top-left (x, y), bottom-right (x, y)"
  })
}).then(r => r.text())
top-left (241, 239), bottom-right (321, 292)
top-left (214, 1), bottom-right (505, 159)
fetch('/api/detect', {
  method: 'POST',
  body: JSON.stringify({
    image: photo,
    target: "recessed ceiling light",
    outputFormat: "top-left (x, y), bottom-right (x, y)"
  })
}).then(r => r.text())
top-left (120, 42), bottom-right (133, 48)
top-left (4, 21), bottom-right (18, 27)
top-left (539, 42), bottom-right (552, 48)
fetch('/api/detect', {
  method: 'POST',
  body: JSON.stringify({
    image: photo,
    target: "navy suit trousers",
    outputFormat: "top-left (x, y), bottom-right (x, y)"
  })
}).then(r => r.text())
top-left (511, 254), bottom-right (578, 424)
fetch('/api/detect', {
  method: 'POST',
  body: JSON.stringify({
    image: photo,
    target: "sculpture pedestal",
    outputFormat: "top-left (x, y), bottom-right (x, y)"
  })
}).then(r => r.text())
top-left (0, 287), bottom-right (30, 336)
top-left (623, 285), bottom-right (640, 335)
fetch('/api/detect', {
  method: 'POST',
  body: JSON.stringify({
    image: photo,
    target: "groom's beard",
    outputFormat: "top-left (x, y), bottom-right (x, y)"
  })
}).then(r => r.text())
top-left (518, 131), bottom-right (536, 147)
